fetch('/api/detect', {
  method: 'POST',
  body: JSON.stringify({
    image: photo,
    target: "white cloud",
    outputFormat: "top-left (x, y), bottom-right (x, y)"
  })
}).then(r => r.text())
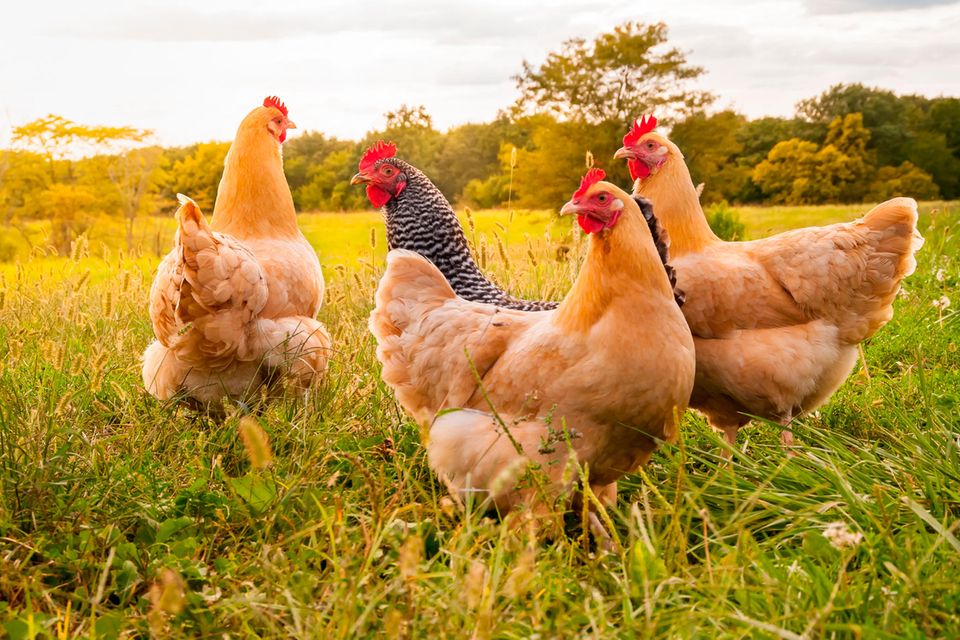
top-left (804, 0), bottom-right (958, 14)
top-left (1, 0), bottom-right (958, 147)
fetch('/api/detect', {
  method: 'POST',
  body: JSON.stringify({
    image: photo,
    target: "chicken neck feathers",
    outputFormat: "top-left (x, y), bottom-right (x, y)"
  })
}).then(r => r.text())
top-left (381, 160), bottom-right (558, 312)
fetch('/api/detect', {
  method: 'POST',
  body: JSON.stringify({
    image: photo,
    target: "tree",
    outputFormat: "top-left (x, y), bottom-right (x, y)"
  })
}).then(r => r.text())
top-left (752, 139), bottom-right (821, 204)
top-left (669, 110), bottom-right (748, 203)
top-left (929, 98), bottom-right (960, 153)
top-left (10, 114), bottom-right (155, 250)
top-left (867, 162), bottom-right (939, 202)
top-left (513, 21), bottom-right (712, 125)
top-left (903, 131), bottom-right (960, 199)
top-left (822, 113), bottom-right (872, 202)
top-left (164, 142), bottom-right (230, 212)
top-left (509, 116), bottom-right (630, 210)
top-left (362, 105), bottom-right (444, 199)
top-left (752, 113), bottom-right (875, 205)
top-left (435, 119), bottom-right (514, 201)
top-left (38, 184), bottom-right (100, 254)
top-left (295, 147), bottom-right (368, 211)
top-left (11, 114), bottom-right (149, 182)
top-left (0, 150), bottom-right (50, 247)
top-left (108, 146), bottom-right (165, 251)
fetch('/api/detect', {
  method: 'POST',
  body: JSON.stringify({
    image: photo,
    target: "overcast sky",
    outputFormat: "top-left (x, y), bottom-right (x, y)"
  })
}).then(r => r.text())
top-left (1, 0), bottom-right (958, 147)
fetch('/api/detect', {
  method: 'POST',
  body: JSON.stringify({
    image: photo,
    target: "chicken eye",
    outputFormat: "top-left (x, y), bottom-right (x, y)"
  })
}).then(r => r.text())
top-left (597, 194), bottom-right (608, 203)
top-left (646, 142), bottom-right (656, 150)
top-left (382, 166), bottom-right (394, 176)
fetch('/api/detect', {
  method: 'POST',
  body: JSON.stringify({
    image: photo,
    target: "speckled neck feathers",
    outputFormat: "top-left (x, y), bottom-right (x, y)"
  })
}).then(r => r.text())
top-left (382, 160), bottom-right (558, 312)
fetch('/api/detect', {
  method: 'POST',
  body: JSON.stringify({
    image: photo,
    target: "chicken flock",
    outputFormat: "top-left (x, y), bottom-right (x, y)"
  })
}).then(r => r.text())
top-left (142, 97), bottom-right (922, 515)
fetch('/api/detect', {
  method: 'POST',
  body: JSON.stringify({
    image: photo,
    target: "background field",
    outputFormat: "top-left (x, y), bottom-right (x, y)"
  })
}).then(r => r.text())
top-left (1, 202), bottom-right (959, 638)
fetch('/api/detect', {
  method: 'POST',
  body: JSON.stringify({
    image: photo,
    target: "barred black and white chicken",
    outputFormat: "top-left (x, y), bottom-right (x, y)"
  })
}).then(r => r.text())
top-left (350, 141), bottom-right (558, 312)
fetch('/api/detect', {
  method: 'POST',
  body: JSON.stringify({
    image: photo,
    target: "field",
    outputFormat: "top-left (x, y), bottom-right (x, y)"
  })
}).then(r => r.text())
top-left (1, 201), bottom-right (959, 638)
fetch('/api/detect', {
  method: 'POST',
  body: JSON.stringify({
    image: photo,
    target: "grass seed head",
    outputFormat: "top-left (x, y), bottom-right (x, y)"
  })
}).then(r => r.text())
top-left (399, 534), bottom-right (422, 581)
top-left (238, 417), bottom-right (273, 469)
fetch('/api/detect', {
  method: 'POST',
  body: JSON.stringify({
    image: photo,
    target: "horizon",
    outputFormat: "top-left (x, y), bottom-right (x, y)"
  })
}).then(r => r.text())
top-left (2, 0), bottom-right (959, 149)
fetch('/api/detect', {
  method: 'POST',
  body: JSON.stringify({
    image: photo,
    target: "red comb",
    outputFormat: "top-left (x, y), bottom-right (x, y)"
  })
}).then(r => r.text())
top-left (263, 96), bottom-right (288, 117)
top-left (573, 168), bottom-right (606, 200)
top-left (623, 114), bottom-right (657, 146)
top-left (359, 140), bottom-right (397, 172)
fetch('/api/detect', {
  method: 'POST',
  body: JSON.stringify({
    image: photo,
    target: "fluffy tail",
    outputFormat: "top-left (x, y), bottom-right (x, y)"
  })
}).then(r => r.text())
top-left (370, 249), bottom-right (458, 337)
top-left (369, 250), bottom-right (461, 420)
top-left (862, 197), bottom-right (923, 280)
top-left (168, 194), bottom-right (271, 369)
top-left (846, 197), bottom-right (923, 341)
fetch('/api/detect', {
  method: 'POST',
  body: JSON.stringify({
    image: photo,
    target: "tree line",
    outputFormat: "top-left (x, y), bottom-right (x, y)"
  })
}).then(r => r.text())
top-left (2, 21), bottom-right (958, 256)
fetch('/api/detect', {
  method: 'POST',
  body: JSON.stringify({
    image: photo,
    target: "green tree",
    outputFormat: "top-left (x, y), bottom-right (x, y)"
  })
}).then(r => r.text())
top-left (434, 120), bottom-right (514, 201)
top-left (366, 105), bottom-right (444, 184)
top-left (752, 114), bottom-right (875, 205)
top-left (513, 21), bottom-right (712, 124)
top-left (510, 117), bottom-right (630, 210)
top-left (752, 139), bottom-right (821, 204)
top-left (929, 98), bottom-right (960, 153)
top-left (867, 162), bottom-right (940, 201)
top-left (164, 142), bottom-right (230, 212)
top-left (796, 84), bottom-right (919, 166)
top-left (822, 113), bottom-right (873, 202)
top-left (295, 147), bottom-right (368, 211)
top-left (669, 111), bottom-right (749, 203)
top-left (903, 131), bottom-right (960, 199)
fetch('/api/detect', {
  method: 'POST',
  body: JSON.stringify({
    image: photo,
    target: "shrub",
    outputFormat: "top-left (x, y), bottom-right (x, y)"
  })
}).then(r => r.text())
top-left (705, 200), bottom-right (746, 241)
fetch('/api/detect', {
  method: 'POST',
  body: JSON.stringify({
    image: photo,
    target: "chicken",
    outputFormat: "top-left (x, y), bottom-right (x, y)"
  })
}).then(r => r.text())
top-left (142, 97), bottom-right (331, 407)
top-left (614, 115), bottom-right (923, 449)
top-left (369, 169), bottom-right (694, 512)
top-left (350, 141), bottom-right (557, 311)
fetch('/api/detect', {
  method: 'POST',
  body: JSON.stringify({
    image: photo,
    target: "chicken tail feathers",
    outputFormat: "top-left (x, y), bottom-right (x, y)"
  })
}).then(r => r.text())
top-left (370, 250), bottom-right (457, 339)
top-left (176, 194), bottom-right (213, 266)
top-left (862, 197), bottom-right (924, 281)
top-left (839, 197), bottom-right (924, 341)
top-left (158, 195), bottom-right (271, 370)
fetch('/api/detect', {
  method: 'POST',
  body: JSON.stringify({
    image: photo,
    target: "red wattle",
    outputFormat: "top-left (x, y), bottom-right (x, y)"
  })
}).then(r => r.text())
top-left (628, 159), bottom-right (649, 181)
top-left (366, 185), bottom-right (392, 208)
top-left (279, 130), bottom-right (287, 144)
top-left (395, 180), bottom-right (406, 196)
top-left (577, 214), bottom-right (605, 234)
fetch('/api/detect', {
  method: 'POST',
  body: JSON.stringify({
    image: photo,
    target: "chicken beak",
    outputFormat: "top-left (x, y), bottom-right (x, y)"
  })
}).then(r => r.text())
top-left (350, 172), bottom-right (370, 186)
top-left (613, 146), bottom-right (633, 160)
top-left (286, 120), bottom-right (297, 130)
top-left (559, 200), bottom-right (579, 216)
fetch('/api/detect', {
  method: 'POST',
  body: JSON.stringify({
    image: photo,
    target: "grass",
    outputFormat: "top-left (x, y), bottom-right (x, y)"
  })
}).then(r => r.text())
top-left (0, 202), bottom-right (958, 638)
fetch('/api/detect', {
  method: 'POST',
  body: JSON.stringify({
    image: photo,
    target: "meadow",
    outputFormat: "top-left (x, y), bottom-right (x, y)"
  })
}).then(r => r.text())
top-left (0, 201), bottom-right (958, 638)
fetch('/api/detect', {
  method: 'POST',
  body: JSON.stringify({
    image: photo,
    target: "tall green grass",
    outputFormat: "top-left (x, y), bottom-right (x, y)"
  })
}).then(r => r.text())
top-left (0, 203), bottom-right (957, 637)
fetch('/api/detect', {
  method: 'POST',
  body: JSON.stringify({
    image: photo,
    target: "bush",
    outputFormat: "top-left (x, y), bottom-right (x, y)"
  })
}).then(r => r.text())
top-left (705, 200), bottom-right (746, 241)
top-left (867, 162), bottom-right (940, 201)
top-left (0, 236), bottom-right (17, 262)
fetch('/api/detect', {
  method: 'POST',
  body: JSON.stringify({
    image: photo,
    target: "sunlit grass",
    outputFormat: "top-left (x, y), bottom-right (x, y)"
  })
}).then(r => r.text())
top-left (0, 203), bottom-right (958, 636)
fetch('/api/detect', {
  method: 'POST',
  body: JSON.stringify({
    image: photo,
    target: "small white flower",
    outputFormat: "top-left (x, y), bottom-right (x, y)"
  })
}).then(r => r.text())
top-left (822, 521), bottom-right (863, 550)
top-left (932, 295), bottom-right (951, 310)
top-left (898, 287), bottom-right (910, 299)
top-left (935, 268), bottom-right (947, 282)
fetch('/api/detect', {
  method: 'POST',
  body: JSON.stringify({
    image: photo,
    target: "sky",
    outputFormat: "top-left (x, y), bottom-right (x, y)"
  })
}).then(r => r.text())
top-left (1, 0), bottom-right (959, 148)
